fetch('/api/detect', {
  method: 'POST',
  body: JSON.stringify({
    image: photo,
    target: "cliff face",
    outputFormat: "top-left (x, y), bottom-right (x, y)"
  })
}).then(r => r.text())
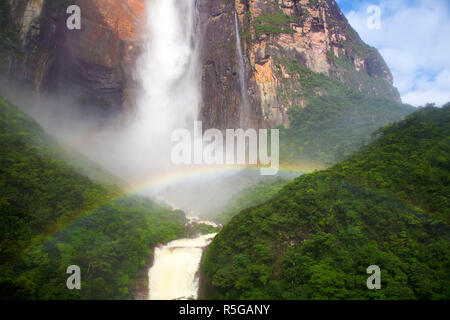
top-left (198, 0), bottom-right (262, 130)
top-left (1, 0), bottom-right (145, 113)
top-left (198, 0), bottom-right (400, 129)
top-left (2, 0), bottom-right (400, 127)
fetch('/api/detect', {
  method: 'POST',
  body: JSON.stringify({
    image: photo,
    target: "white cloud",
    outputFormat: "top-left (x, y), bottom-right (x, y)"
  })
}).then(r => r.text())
top-left (344, 0), bottom-right (450, 106)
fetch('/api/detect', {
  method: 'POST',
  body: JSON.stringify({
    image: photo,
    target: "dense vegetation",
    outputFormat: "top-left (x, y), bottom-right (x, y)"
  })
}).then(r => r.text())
top-left (252, 12), bottom-right (296, 37)
top-left (1, 197), bottom-right (186, 299)
top-left (277, 62), bottom-right (414, 166)
top-left (0, 97), bottom-right (186, 299)
top-left (0, 96), bottom-right (118, 263)
top-left (201, 105), bottom-right (450, 300)
top-left (330, 104), bottom-right (450, 224)
top-left (0, 0), bottom-right (20, 74)
top-left (188, 222), bottom-right (220, 236)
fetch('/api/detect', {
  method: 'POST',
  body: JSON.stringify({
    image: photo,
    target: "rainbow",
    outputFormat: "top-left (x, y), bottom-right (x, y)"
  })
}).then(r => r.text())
top-left (24, 161), bottom-right (321, 252)
top-left (122, 163), bottom-right (305, 194)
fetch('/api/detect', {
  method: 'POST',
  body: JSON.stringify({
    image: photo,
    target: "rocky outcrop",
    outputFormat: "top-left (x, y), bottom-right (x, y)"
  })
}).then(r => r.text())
top-left (198, 0), bottom-right (401, 129)
top-left (2, 0), bottom-right (145, 113)
top-left (2, 0), bottom-right (401, 128)
top-left (198, 0), bottom-right (262, 130)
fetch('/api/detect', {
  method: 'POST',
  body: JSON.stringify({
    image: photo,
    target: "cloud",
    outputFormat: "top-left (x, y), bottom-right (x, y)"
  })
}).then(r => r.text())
top-left (339, 0), bottom-right (450, 106)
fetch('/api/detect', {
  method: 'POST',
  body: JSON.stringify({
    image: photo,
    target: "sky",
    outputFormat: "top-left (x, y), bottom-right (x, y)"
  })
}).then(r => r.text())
top-left (335, 0), bottom-right (450, 107)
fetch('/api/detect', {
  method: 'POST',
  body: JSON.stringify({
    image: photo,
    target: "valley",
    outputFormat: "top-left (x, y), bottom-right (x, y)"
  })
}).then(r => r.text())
top-left (0, 0), bottom-right (448, 302)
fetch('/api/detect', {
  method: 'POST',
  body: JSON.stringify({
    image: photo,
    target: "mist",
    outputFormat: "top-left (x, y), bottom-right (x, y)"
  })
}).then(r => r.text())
top-left (0, 0), bottom-right (293, 218)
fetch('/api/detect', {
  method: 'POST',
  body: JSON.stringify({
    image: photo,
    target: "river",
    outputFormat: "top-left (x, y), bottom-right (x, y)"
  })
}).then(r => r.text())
top-left (147, 218), bottom-right (217, 300)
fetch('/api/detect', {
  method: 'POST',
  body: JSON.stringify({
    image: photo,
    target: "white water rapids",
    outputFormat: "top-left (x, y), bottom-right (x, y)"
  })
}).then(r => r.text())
top-left (148, 232), bottom-right (216, 300)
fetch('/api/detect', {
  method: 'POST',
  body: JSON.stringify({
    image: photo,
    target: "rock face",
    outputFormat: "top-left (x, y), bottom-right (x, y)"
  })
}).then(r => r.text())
top-left (2, 0), bottom-right (400, 127)
top-left (198, 0), bottom-right (400, 129)
top-left (198, 0), bottom-right (263, 130)
top-left (2, 0), bottom-right (145, 113)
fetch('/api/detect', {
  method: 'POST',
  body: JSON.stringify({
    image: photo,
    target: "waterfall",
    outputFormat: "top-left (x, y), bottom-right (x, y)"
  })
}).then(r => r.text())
top-left (234, 12), bottom-right (250, 128)
top-left (80, 0), bottom-right (201, 184)
top-left (138, 1), bottom-right (217, 300)
top-left (130, 0), bottom-right (201, 177)
top-left (148, 232), bottom-right (217, 300)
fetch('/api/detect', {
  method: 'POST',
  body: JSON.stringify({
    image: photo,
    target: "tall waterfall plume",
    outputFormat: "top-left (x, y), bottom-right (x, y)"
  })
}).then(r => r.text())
top-left (234, 12), bottom-right (251, 129)
top-left (76, 0), bottom-right (202, 185)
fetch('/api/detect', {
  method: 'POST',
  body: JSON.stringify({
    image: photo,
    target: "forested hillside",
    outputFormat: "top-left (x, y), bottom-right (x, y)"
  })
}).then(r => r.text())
top-left (279, 65), bottom-right (415, 166)
top-left (202, 105), bottom-right (450, 300)
top-left (209, 177), bottom-right (290, 224)
top-left (0, 97), bottom-right (186, 299)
